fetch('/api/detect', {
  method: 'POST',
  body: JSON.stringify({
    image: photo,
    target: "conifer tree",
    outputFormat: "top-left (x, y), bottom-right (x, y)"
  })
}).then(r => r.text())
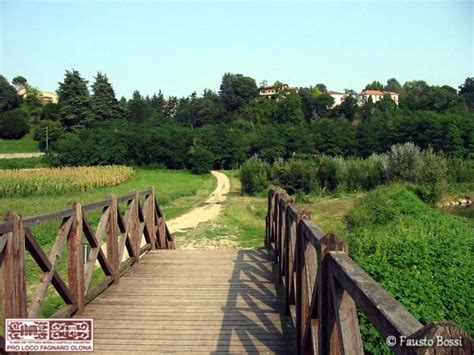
top-left (91, 72), bottom-right (122, 121)
top-left (57, 70), bottom-right (93, 129)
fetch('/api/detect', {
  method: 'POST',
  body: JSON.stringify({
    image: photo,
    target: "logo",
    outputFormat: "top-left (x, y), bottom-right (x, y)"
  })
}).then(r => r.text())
top-left (5, 318), bottom-right (93, 352)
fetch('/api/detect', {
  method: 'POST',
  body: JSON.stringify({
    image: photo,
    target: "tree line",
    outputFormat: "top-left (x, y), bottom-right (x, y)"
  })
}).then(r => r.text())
top-left (0, 70), bottom-right (473, 172)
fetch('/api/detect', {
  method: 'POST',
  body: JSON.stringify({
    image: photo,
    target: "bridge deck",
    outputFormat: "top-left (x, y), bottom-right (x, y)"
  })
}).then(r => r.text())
top-left (78, 249), bottom-right (295, 354)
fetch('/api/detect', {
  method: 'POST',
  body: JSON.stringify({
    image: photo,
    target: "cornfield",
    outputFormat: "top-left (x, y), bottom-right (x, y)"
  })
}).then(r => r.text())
top-left (0, 166), bottom-right (133, 197)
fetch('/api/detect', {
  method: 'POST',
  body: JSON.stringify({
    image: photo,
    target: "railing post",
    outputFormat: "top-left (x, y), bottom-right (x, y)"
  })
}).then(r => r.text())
top-left (318, 233), bottom-right (348, 355)
top-left (132, 190), bottom-right (140, 261)
top-left (148, 188), bottom-right (156, 250)
top-left (68, 202), bottom-right (85, 314)
top-left (107, 194), bottom-right (119, 283)
top-left (409, 321), bottom-right (473, 354)
top-left (2, 212), bottom-right (27, 322)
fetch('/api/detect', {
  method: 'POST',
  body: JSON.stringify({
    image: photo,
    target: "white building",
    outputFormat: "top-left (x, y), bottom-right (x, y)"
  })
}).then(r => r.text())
top-left (259, 83), bottom-right (298, 99)
top-left (327, 90), bottom-right (345, 107)
top-left (358, 90), bottom-right (399, 106)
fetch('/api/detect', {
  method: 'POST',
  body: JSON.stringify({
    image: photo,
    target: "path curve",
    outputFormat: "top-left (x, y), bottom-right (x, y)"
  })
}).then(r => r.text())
top-left (167, 171), bottom-right (230, 234)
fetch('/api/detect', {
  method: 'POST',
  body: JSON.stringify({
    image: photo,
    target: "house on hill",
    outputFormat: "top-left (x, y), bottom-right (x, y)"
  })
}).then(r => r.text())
top-left (358, 90), bottom-right (399, 105)
top-left (17, 88), bottom-right (59, 105)
top-left (259, 83), bottom-right (298, 99)
top-left (327, 90), bottom-right (345, 107)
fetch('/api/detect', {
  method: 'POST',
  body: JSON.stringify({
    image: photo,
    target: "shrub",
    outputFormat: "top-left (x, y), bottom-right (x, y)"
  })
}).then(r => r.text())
top-left (347, 186), bottom-right (474, 352)
top-left (239, 157), bottom-right (271, 195)
top-left (0, 108), bottom-right (29, 139)
top-left (271, 158), bottom-right (317, 194)
top-left (414, 148), bottom-right (448, 204)
top-left (386, 142), bottom-right (423, 182)
top-left (187, 146), bottom-right (214, 174)
top-left (447, 158), bottom-right (474, 184)
top-left (33, 120), bottom-right (64, 150)
top-left (316, 155), bottom-right (348, 192)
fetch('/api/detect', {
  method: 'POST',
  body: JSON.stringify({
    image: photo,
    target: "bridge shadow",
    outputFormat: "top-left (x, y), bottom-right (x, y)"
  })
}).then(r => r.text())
top-left (212, 249), bottom-right (295, 354)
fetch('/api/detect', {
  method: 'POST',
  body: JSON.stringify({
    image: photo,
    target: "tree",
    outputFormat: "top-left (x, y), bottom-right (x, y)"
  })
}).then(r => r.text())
top-left (384, 78), bottom-right (402, 93)
top-left (150, 90), bottom-right (165, 113)
top-left (335, 94), bottom-right (358, 121)
top-left (127, 90), bottom-right (153, 123)
top-left (459, 77), bottom-right (474, 110)
top-left (315, 83), bottom-right (327, 93)
top-left (41, 103), bottom-right (60, 121)
top-left (57, 69), bottom-right (93, 129)
top-left (364, 81), bottom-right (384, 91)
top-left (187, 145), bottom-right (214, 174)
top-left (274, 92), bottom-right (304, 124)
top-left (0, 109), bottom-right (29, 139)
top-left (33, 120), bottom-right (64, 150)
top-left (219, 73), bottom-right (258, 111)
top-left (313, 94), bottom-right (334, 118)
top-left (91, 72), bottom-right (122, 121)
top-left (237, 97), bottom-right (277, 124)
top-left (12, 76), bottom-right (27, 90)
top-left (0, 75), bottom-right (20, 112)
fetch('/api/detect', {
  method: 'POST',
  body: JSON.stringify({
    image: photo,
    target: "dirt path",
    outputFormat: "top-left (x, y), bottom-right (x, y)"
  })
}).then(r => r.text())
top-left (167, 171), bottom-right (230, 234)
top-left (0, 152), bottom-right (45, 159)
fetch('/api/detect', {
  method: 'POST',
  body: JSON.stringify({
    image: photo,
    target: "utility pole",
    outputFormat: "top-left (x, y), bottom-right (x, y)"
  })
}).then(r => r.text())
top-left (45, 126), bottom-right (49, 153)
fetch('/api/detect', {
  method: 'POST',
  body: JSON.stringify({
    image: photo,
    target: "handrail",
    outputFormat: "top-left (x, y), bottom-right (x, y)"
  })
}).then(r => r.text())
top-left (266, 186), bottom-right (473, 354)
top-left (0, 187), bottom-right (174, 352)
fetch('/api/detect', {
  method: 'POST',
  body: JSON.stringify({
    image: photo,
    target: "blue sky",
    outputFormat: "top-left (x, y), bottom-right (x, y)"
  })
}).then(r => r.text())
top-left (1, 1), bottom-right (472, 98)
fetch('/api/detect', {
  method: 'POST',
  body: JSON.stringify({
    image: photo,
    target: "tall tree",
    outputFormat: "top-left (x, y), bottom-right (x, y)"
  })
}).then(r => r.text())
top-left (315, 83), bottom-right (327, 93)
top-left (219, 73), bottom-right (258, 111)
top-left (57, 69), bottom-right (93, 128)
top-left (335, 94), bottom-right (358, 121)
top-left (274, 92), bottom-right (304, 124)
top-left (91, 72), bottom-right (122, 121)
top-left (12, 75), bottom-right (28, 91)
top-left (150, 90), bottom-right (165, 113)
top-left (459, 77), bottom-right (474, 110)
top-left (384, 78), bottom-right (402, 93)
top-left (0, 75), bottom-right (20, 112)
top-left (127, 90), bottom-right (153, 123)
top-left (364, 81), bottom-right (384, 91)
top-left (313, 94), bottom-right (335, 118)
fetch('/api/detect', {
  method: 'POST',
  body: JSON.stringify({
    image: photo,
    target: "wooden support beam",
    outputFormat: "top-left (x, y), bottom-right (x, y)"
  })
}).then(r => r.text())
top-left (68, 201), bottom-right (85, 314)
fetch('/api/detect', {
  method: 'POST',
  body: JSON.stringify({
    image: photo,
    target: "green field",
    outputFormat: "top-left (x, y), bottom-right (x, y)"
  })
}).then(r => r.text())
top-left (0, 168), bottom-right (216, 219)
top-left (0, 133), bottom-right (40, 153)
top-left (0, 168), bottom-right (216, 321)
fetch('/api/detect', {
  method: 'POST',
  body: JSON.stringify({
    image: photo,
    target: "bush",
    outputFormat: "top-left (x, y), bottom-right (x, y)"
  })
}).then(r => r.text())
top-left (414, 148), bottom-right (448, 204)
top-left (187, 146), bottom-right (214, 174)
top-left (33, 120), bottom-right (64, 150)
top-left (347, 186), bottom-right (474, 352)
top-left (386, 142), bottom-right (423, 182)
top-left (0, 108), bottom-right (29, 139)
top-left (239, 157), bottom-right (271, 195)
top-left (271, 158), bottom-right (317, 194)
top-left (316, 155), bottom-right (348, 192)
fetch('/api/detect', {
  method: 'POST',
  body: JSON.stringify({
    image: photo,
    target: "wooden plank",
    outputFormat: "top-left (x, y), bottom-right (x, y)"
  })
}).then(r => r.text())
top-left (107, 193), bottom-right (119, 282)
top-left (68, 202), bottom-right (85, 313)
top-left (329, 273), bottom-right (364, 354)
top-left (23, 207), bottom-right (74, 227)
top-left (0, 221), bottom-right (12, 235)
top-left (28, 217), bottom-right (72, 317)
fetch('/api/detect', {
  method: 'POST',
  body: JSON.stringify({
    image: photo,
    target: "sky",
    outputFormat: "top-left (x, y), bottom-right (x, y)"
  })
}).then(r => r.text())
top-left (0, 0), bottom-right (472, 99)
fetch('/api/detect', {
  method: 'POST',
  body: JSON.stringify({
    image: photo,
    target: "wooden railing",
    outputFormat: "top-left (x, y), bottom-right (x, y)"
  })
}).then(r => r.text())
top-left (0, 188), bottom-right (174, 352)
top-left (266, 186), bottom-right (473, 354)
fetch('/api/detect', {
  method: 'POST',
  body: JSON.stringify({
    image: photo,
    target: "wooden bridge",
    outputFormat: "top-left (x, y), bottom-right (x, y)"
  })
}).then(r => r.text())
top-left (0, 187), bottom-right (472, 354)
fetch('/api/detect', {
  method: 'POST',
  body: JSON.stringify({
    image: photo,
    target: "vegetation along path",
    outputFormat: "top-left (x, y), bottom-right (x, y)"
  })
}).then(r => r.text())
top-left (167, 171), bottom-right (230, 235)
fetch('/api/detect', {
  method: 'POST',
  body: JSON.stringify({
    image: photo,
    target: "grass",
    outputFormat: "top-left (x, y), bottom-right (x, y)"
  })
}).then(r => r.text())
top-left (0, 133), bottom-right (40, 153)
top-left (0, 168), bottom-right (216, 219)
top-left (0, 157), bottom-right (45, 169)
top-left (0, 168), bottom-right (216, 322)
top-left (173, 171), bottom-right (361, 249)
